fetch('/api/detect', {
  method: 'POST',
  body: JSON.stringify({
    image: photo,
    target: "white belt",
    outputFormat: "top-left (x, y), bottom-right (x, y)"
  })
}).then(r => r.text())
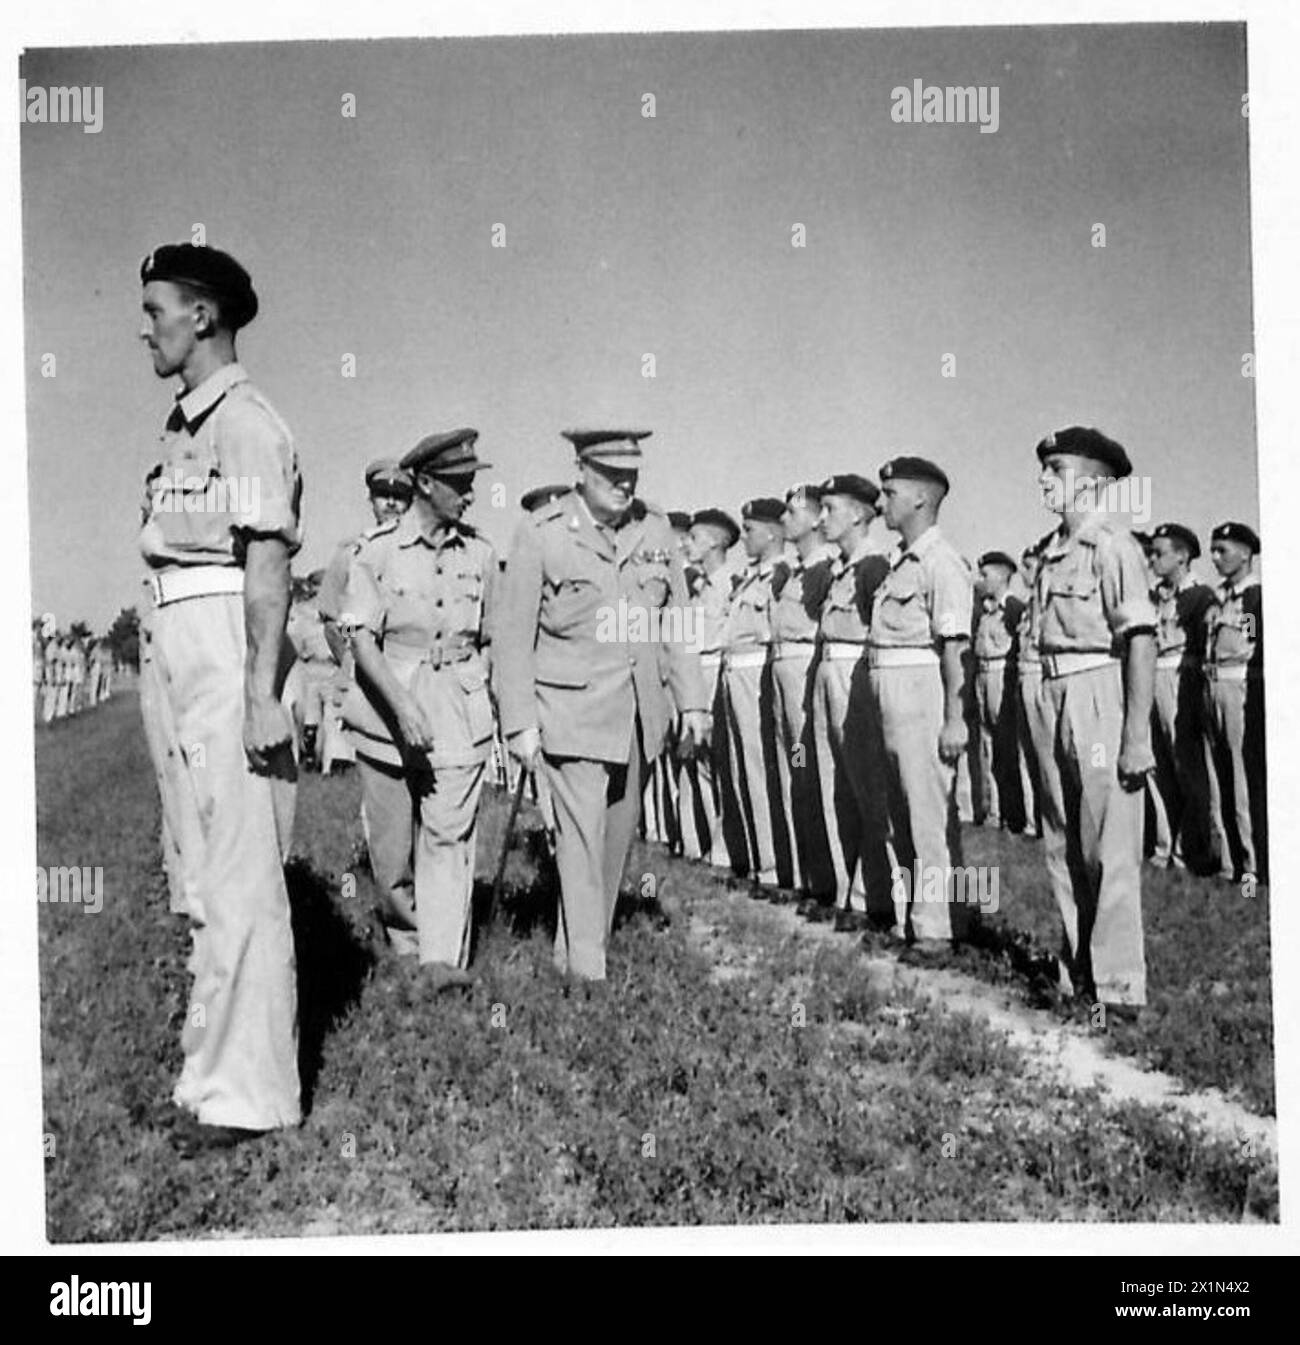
top-left (146, 565), bottom-right (244, 607)
top-left (868, 646), bottom-right (940, 669)
top-left (1155, 652), bottom-right (1187, 671)
top-left (700, 652), bottom-right (723, 669)
top-left (821, 641), bottom-right (867, 661)
top-left (1205, 664), bottom-right (1249, 683)
top-left (724, 648), bottom-right (769, 669)
top-left (771, 640), bottom-right (816, 660)
top-left (976, 655), bottom-right (1008, 668)
top-left (1018, 662), bottom-right (1042, 679)
top-left (1040, 651), bottom-right (1117, 679)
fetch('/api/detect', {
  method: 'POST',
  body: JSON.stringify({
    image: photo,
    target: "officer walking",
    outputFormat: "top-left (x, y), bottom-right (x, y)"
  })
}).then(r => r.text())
top-left (771, 484), bottom-right (837, 903)
top-left (871, 458), bottom-right (975, 951)
top-left (1203, 522), bottom-right (1266, 887)
top-left (1033, 427), bottom-right (1156, 1010)
top-left (495, 431), bottom-right (709, 984)
top-left (340, 429), bottom-right (498, 986)
top-left (137, 242), bottom-right (302, 1151)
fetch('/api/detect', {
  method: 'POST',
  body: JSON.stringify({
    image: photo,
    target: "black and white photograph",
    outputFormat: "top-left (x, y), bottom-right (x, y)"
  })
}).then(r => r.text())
top-left (7, 0), bottom-right (1299, 1265)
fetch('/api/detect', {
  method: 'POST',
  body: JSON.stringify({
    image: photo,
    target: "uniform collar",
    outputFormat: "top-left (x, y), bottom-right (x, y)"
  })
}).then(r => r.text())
top-left (982, 590), bottom-right (1008, 613)
top-left (1220, 571), bottom-right (1259, 597)
top-left (891, 523), bottom-right (942, 567)
top-left (173, 362), bottom-right (248, 429)
top-left (1156, 572), bottom-right (1195, 599)
top-left (395, 505), bottom-right (467, 550)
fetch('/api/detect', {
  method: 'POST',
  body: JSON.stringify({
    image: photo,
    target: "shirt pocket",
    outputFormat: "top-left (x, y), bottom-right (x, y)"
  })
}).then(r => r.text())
top-left (456, 661), bottom-right (495, 744)
top-left (144, 443), bottom-right (237, 557)
top-left (872, 573), bottom-right (926, 640)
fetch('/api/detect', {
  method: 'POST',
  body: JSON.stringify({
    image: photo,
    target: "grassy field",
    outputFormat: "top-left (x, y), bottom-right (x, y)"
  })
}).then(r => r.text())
top-left (37, 693), bottom-right (1276, 1239)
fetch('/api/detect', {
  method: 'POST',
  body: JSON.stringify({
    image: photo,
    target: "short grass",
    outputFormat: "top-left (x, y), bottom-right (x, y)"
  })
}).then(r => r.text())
top-left (36, 694), bottom-right (1276, 1239)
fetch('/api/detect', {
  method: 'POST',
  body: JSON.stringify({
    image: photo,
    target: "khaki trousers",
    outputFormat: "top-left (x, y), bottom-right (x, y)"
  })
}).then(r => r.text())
top-left (1149, 664), bottom-right (1217, 871)
top-left (140, 592), bottom-right (301, 1130)
top-left (544, 726), bottom-right (646, 981)
top-left (1039, 663), bottom-right (1146, 1006)
top-left (771, 649), bottom-right (834, 896)
top-left (871, 664), bottom-right (970, 943)
top-left (722, 658), bottom-right (789, 885)
top-left (811, 654), bottom-right (893, 916)
top-left (1206, 675), bottom-right (1267, 880)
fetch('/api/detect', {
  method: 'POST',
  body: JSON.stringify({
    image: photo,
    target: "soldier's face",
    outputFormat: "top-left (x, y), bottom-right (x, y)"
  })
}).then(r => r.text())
top-left (980, 564), bottom-right (1010, 596)
top-left (581, 462), bottom-right (639, 522)
top-left (1149, 537), bottom-right (1183, 579)
top-left (783, 497), bottom-right (818, 541)
top-left (140, 280), bottom-right (200, 378)
top-left (1019, 557), bottom-right (1036, 588)
top-left (1211, 539), bottom-right (1250, 580)
top-left (369, 491), bottom-right (411, 526)
top-left (880, 480), bottom-right (918, 531)
top-left (421, 472), bottom-right (475, 524)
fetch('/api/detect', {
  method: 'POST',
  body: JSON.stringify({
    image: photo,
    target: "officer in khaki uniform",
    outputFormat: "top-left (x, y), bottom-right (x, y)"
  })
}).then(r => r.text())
top-left (339, 430), bottom-right (497, 985)
top-left (1146, 523), bottom-right (1218, 874)
top-left (971, 551), bottom-right (1026, 831)
top-left (1014, 539), bottom-right (1053, 839)
top-left (871, 458), bottom-right (975, 949)
top-left (771, 484), bottom-right (837, 901)
top-left (810, 474), bottom-right (893, 930)
top-left (679, 509), bottom-right (742, 870)
top-left (720, 498), bottom-right (792, 888)
top-left (137, 243), bottom-right (302, 1149)
top-left (1034, 427), bottom-right (1156, 1009)
top-left (1203, 522), bottom-right (1266, 885)
top-left (495, 430), bottom-right (709, 983)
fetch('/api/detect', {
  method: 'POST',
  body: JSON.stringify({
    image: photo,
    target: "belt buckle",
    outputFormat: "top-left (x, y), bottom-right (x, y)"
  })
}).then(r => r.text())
top-left (148, 573), bottom-right (165, 606)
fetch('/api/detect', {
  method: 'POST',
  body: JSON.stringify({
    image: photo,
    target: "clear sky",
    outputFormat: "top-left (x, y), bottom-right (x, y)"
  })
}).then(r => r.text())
top-left (22, 23), bottom-right (1256, 629)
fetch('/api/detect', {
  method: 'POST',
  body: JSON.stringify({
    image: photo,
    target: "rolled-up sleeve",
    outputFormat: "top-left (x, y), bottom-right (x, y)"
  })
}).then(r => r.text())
top-left (339, 553), bottom-right (386, 637)
top-left (1100, 532), bottom-right (1157, 637)
top-left (929, 551), bottom-right (972, 642)
top-left (217, 398), bottom-right (303, 552)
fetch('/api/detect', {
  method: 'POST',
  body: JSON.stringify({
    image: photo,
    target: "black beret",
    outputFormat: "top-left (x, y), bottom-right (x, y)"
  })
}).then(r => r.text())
top-left (820, 474), bottom-right (880, 508)
top-left (667, 510), bottom-right (692, 532)
top-left (521, 484), bottom-right (571, 512)
top-left (978, 550), bottom-right (1018, 573)
top-left (785, 482), bottom-right (825, 505)
top-left (1035, 426), bottom-right (1132, 479)
top-left (1151, 523), bottom-right (1200, 559)
top-left (879, 457), bottom-right (950, 493)
top-left (140, 243), bottom-right (259, 331)
top-left (402, 428), bottom-right (491, 476)
top-left (742, 497), bottom-right (786, 524)
top-left (1211, 522), bottom-right (1260, 555)
top-left (691, 508), bottom-right (740, 548)
top-left (1131, 530), bottom-right (1153, 550)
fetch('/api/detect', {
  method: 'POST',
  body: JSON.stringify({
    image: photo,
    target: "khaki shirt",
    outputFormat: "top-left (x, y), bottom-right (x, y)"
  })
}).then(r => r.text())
top-left (690, 563), bottom-right (739, 657)
top-left (340, 509), bottom-right (497, 767)
top-left (1205, 573), bottom-right (1262, 671)
top-left (1154, 575), bottom-right (1216, 662)
top-left (723, 556), bottom-right (780, 651)
top-left (972, 594), bottom-right (1023, 662)
top-left (820, 538), bottom-right (890, 644)
top-left (139, 363), bottom-right (302, 569)
top-left (770, 542), bottom-right (837, 643)
top-left (1034, 515), bottom-right (1156, 655)
top-left (869, 526), bottom-right (970, 649)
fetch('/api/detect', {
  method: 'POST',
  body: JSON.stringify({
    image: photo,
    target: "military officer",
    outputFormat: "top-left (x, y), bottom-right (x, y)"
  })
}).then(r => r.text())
top-left (1014, 539), bottom-right (1052, 839)
top-left (495, 430), bottom-right (709, 983)
top-left (971, 551), bottom-right (1027, 832)
top-left (1204, 522), bottom-right (1266, 887)
top-left (870, 458), bottom-right (974, 950)
top-left (1145, 523), bottom-right (1219, 874)
top-left (810, 474), bottom-right (893, 930)
top-left (720, 498), bottom-right (792, 888)
top-left (137, 242), bottom-right (302, 1151)
top-left (1034, 427), bottom-right (1156, 1010)
top-left (679, 508), bottom-right (743, 870)
top-left (771, 484), bottom-right (837, 902)
top-left (339, 429), bottom-right (497, 985)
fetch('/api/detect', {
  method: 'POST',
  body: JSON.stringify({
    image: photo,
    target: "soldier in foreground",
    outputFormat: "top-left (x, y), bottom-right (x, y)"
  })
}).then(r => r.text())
top-left (137, 242), bottom-right (302, 1152)
top-left (495, 430), bottom-right (709, 984)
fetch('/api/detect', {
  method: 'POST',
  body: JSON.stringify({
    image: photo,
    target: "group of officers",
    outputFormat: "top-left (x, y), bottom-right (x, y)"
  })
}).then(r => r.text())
top-left (132, 242), bottom-right (1267, 1152)
top-left (33, 629), bottom-right (115, 724)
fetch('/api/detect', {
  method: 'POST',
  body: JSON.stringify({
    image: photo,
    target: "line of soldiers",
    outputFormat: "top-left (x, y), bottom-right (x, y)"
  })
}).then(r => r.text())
top-left (33, 630), bottom-right (115, 723)
top-left (134, 242), bottom-right (1265, 1153)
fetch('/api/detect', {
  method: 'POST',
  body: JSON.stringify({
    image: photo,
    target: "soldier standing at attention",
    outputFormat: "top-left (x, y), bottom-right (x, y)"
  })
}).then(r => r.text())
top-left (1146, 523), bottom-right (1219, 874)
top-left (495, 431), bottom-right (709, 984)
top-left (721, 498), bottom-right (791, 889)
top-left (1203, 522), bottom-right (1266, 888)
top-left (810, 474), bottom-right (893, 931)
top-left (971, 551), bottom-right (1026, 832)
top-left (137, 242), bottom-right (302, 1152)
top-left (679, 509), bottom-right (742, 871)
top-left (1014, 540), bottom-right (1052, 839)
top-left (1033, 427), bottom-right (1156, 1011)
top-left (771, 484), bottom-right (837, 905)
top-left (339, 431), bottom-right (496, 986)
top-left (870, 459), bottom-right (974, 952)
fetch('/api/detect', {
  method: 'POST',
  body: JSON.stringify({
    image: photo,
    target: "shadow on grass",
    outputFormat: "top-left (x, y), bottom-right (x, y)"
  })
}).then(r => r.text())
top-left (286, 856), bottom-right (376, 1114)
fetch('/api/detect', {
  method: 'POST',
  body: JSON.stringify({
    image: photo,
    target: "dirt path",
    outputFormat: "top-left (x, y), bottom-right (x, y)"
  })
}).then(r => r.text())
top-left (680, 887), bottom-right (1276, 1157)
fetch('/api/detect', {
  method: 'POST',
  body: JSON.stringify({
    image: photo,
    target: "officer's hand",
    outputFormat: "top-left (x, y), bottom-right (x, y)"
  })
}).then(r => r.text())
top-left (394, 695), bottom-right (434, 752)
top-left (244, 692), bottom-right (295, 776)
top-left (938, 717), bottom-right (968, 765)
top-left (1117, 738), bottom-right (1155, 792)
top-left (509, 727), bottom-right (541, 771)
top-left (679, 710), bottom-right (712, 756)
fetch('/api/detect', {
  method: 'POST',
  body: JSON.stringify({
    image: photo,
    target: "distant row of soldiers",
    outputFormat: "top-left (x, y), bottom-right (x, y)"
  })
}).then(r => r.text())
top-left (32, 631), bottom-right (115, 723)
